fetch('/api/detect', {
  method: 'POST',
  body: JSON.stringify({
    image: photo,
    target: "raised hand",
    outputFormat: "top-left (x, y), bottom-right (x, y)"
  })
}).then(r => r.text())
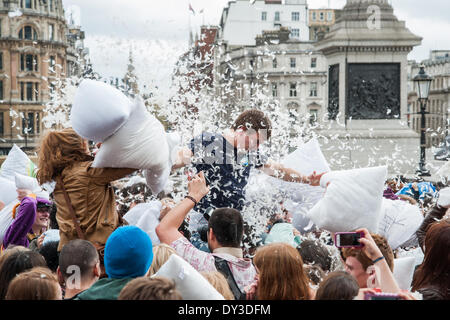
top-left (187, 171), bottom-right (210, 203)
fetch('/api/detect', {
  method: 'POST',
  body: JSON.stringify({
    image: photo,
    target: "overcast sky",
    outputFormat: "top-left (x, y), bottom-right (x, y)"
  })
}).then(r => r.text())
top-left (61, 0), bottom-right (450, 101)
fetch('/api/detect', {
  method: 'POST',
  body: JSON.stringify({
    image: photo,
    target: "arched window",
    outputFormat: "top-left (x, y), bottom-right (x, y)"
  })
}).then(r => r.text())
top-left (19, 26), bottom-right (38, 40)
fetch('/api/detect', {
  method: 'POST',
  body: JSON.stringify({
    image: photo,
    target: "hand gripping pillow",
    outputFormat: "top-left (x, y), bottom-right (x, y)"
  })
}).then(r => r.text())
top-left (153, 254), bottom-right (225, 300)
top-left (0, 144), bottom-right (37, 181)
top-left (92, 97), bottom-right (170, 194)
top-left (0, 177), bottom-right (17, 205)
top-left (377, 198), bottom-right (424, 250)
top-left (123, 202), bottom-right (162, 245)
top-left (306, 166), bottom-right (387, 233)
top-left (70, 79), bottom-right (133, 142)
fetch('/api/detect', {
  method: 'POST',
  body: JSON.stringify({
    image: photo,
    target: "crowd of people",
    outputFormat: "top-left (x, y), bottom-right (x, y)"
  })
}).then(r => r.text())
top-left (0, 108), bottom-right (449, 302)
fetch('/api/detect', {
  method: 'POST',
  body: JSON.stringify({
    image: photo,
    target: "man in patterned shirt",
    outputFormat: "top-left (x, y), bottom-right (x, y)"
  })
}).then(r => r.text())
top-left (156, 171), bottom-right (256, 296)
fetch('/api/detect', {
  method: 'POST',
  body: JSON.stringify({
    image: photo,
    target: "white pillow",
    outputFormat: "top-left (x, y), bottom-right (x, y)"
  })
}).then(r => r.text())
top-left (436, 160), bottom-right (450, 180)
top-left (0, 177), bottom-right (17, 205)
top-left (123, 202), bottom-right (162, 245)
top-left (0, 144), bottom-right (37, 181)
top-left (0, 200), bottom-right (18, 246)
top-left (393, 257), bottom-right (416, 290)
top-left (306, 166), bottom-right (387, 233)
top-left (70, 79), bottom-right (133, 142)
top-left (377, 198), bottom-right (424, 250)
top-left (437, 187), bottom-right (450, 208)
top-left (152, 254), bottom-right (225, 300)
top-left (15, 173), bottom-right (40, 192)
top-left (92, 97), bottom-right (170, 194)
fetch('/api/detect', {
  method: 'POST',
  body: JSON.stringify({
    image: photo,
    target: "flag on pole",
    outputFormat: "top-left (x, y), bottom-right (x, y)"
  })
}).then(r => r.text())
top-left (189, 3), bottom-right (195, 15)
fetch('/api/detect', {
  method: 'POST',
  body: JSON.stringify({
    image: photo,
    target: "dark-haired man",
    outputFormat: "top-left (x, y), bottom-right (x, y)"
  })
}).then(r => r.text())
top-left (173, 109), bottom-right (325, 215)
top-left (156, 172), bottom-right (254, 298)
top-left (57, 239), bottom-right (101, 299)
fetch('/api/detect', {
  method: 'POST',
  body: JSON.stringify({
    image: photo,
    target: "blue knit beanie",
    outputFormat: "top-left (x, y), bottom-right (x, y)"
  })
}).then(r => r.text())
top-left (104, 226), bottom-right (153, 279)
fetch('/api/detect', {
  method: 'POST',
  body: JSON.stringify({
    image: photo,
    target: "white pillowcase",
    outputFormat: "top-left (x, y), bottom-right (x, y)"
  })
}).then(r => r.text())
top-left (377, 198), bottom-right (424, 250)
top-left (70, 79), bottom-right (133, 142)
top-left (307, 166), bottom-right (387, 233)
top-left (0, 144), bottom-right (37, 181)
top-left (393, 257), bottom-right (416, 290)
top-left (153, 254), bottom-right (225, 300)
top-left (123, 202), bottom-right (162, 245)
top-left (92, 97), bottom-right (170, 194)
top-left (0, 177), bottom-right (17, 205)
top-left (437, 187), bottom-right (450, 208)
top-left (15, 173), bottom-right (40, 192)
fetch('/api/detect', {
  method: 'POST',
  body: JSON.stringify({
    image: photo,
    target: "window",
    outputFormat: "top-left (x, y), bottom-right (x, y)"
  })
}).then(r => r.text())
top-left (23, 112), bottom-right (35, 135)
top-left (23, 0), bottom-right (32, 9)
top-left (272, 58), bottom-right (277, 69)
top-left (19, 26), bottom-right (37, 40)
top-left (49, 24), bottom-right (54, 41)
top-left (20, 82), bottom-right (38, 101)
top-left (290, 83), bottom-right (297, 97)
top-left (36, 112), bottom-right (40, 134)
top-left (312, 12), bottom-right (317, 21)
top-left (272, 83), bottom-right (278, 97)
top-left (310, 82), bottom-right (317, 97)
top-left (292, 12), bottom-right (300, 21)
top-left (291, 28), bottom-right (300, 38)
top-left (0, 52), bottom-right (2, 70)
top-left (0, 80), bottom-right (3, 101)
top-left (290, 57), bottom-right (296, 68)
top-left (0, 111), bottom-right (3, 135)
top-left (49, 0), bottom-right (54, 11)
top-left (309, 109), bottom-right (319, 125)
top-left (49, 55), bottom-right (56, 73)
top-left (320, 12), bottom-right (324, 21)
top-left (274, 11), bottom-right (280, 22)
top-left (311, 57), bottom-right (317, 68)
top-left (20, 54), bottom-right (38, 72)
top-left (327, 11), bottom-right (333, 21)
top-left (261, 11), bottom-right (267, 21)
top-left (26, 82), bottom-right (33, 101)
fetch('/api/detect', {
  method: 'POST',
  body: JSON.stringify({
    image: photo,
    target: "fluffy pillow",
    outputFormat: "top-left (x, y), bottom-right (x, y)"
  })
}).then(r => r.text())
top-left (152, 254), bottom-right (225, 300)
top-left (306, 166), bottom-right (387, 233)
top-left (0, 144), bottom-right (37, 181)
top-left (393, 257), bottom-right (416, 290)
top-left (92, 97), bottom-right (170, 194)
top-left (70, 79), bottom-right (133, 142)
top-left (15, 173), bottom-right (40, 192)
top-left (377, 198), bottom-right (424, 250)
top-left (123, 202), bottom-right (162, 245)
top-left (0, 177), bottom-right (17, 205)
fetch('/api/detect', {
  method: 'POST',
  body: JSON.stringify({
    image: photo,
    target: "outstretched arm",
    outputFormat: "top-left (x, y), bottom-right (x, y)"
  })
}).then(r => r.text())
top-left (259, 161), bottom-right (325, 186)
top-left (156, 171), bottom-right (209, 245)
top-left (171, 147), bottom-right (193, 171)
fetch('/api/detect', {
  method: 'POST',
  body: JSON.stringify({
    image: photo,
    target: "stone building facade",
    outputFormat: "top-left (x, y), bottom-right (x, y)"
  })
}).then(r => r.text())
top-left (308, 8), bottom-right (342, 41)
top-left (0, 0), bottom-right (84, 155)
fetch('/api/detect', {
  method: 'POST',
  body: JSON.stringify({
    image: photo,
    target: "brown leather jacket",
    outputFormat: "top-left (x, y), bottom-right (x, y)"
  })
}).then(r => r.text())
top-left (53, 161), bottom-right (135, 251)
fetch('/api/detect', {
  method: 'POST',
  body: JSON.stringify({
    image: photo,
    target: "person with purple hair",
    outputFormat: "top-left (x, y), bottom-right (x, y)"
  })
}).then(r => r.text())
top-left (2, 189), bottom-right (52, 250)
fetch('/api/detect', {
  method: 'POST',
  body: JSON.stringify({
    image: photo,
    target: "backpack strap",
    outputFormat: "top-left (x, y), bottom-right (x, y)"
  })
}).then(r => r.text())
top-left (213, 255), bottom-right (246, 300)
top-left (56, 176), bottom-right (86, 240)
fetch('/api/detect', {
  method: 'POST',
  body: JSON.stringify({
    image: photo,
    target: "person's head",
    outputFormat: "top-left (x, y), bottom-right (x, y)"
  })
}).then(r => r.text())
top-left (253, 243), bottom-right (311, 300)
top-left (231, 109), bottom-right (272, 151)
top-left (5, 267), bottom-right (62, 300)
top-left (33, 198), bottom-right (52, 232)
top-left (0, 250), bottom-right (47, 299)
top-left (315, 271), bottom-right (360, 300)
top-left (36, 128), bottom-right (93, 184)
top-left (412, 219), bottom-right (450, 299)
top-left (342, 233), bottom-right (394, 288)
top-left (148, 243), bottom-right (177, 276)
top-left (104, 226), bottom-right (153, 279)
top-left (117, 182), bottom-right (153, 216)
top-left (57, 239), bottom-right (100, 292)
top-left (303, 264), bottom-right (326, 286)
top-left (118, 276), bottom-right (182, 300)
top-left (200, 271), bottom-right (235, 300)
top-left (297, 239), bottom-right (333, 273)
top-left (0, 245), bottom-right (29, 269)
top-left (207, 208), bottom-right (244, 251)
top-left (39, 241), bottom-right (60, 272)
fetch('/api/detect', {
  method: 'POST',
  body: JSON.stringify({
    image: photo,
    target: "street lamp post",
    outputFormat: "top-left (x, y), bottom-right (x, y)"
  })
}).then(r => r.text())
top-left (413, 65), bottom-right (433, 177)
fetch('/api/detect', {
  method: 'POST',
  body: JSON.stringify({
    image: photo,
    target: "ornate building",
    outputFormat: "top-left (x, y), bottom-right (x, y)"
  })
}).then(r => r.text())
top-left (0, 0), bottom-right (87, 155)
top-left (308, 8), bottom-right (342, 41)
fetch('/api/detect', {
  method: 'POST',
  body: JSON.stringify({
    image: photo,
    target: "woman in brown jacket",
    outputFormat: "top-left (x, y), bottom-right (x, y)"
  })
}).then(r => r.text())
top-left (36, 128), bottom-right (136, 252)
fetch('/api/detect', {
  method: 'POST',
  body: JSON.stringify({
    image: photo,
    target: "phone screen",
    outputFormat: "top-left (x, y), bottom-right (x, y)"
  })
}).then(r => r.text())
top-left (369, 295), bottom-right (401, 300)
top-left (338, 233), bottom-right (361, 246)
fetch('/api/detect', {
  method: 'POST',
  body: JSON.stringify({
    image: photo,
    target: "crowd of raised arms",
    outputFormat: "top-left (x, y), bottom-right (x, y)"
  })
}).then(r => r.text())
top-left (0, 80), bottom-right (448, 301)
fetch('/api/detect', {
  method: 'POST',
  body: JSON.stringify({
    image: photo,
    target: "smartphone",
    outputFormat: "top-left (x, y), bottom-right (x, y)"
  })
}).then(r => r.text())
top-left (334, 232), bottom-right (364, 248)
top-left (364, 292), bottom-right (402, 300)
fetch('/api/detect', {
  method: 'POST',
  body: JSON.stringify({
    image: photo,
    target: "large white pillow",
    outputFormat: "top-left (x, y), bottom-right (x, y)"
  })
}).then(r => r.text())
top-left (153, 254), bottom-right (225, 300)
top-left (92, 97), bottom-right (170, 194)
top-left (377, 198), bottom-right (424, 250)
top-left (0, 200), bottom-right (19, 246)
top-left (123, 202), bottom-right (162, 245)
top-left (70, 79), bottom-right (133, 142)
top-left (393, 257), bottom-right (416, 290)
top-left (306, 166), bottom-right (387, 233)
top-left (0, 144), bottom-right (37, 181)
top-left (0, 177), bottom-right (17, 205)
top-left (15, 173), bottom-right (40, 192)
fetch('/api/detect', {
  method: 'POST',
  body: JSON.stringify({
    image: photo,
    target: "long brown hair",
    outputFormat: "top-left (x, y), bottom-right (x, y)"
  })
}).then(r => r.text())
top-left (412, 219), bottom-right (450, 299)
top-left (36, 128), bottom-right (93, 184)
top-left (253, 243), bottom-right (311, 300)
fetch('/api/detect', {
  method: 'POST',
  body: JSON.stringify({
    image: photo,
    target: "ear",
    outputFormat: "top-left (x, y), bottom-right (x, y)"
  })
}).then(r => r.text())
top-left (56, 266), bottom-right (65, 286)
top-left (93, 261), bottom-right (101, 278)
